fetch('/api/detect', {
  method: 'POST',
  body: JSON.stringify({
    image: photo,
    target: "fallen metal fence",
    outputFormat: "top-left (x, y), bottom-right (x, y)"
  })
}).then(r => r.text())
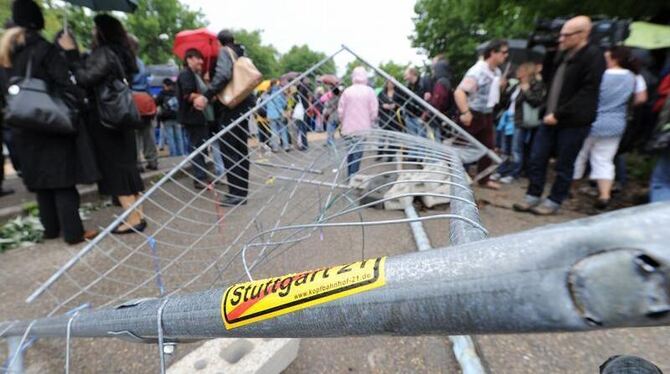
top-left (1, 46), bottom-right (668, 373)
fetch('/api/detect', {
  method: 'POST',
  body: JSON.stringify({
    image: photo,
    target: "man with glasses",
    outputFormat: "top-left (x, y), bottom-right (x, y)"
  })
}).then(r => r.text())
top-left (513, 16), bottom-right (606, 215)
top-left (455, 39), bottom-right (509, 190)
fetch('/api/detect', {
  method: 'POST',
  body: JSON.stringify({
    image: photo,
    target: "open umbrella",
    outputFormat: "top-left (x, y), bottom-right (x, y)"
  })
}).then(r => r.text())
top-left (317, 74), bottom-right (339, 85)
top-left (173, 28), bottom-right (220, 72)
top-left (63, 0), bottom-right (138, 12)
top-left (281, 71), bottom-right (300, 82)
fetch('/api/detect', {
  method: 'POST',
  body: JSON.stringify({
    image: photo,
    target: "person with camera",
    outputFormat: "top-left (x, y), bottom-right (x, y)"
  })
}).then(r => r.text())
top-left (513, 16), bottom-right (605, 215)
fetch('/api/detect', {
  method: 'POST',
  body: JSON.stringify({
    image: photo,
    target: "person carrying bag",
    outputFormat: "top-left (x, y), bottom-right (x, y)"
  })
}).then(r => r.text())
top-left (4, 54), bottom-right (74, 134)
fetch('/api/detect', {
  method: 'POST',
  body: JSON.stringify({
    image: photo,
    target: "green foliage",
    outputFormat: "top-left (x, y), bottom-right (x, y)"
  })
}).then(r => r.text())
top-left (125, 0), bottom-right (206, 64)
top-left (375, 60), bottom-right (408, 88)
top-left (412, 0), bottom-right (533, 80)
top-left (0, 214), bottom-right (43, 252)
top-left (279, 44), bottom-right (336, 76)
top-left (233, 29), bottom-right (280, 78)
top-left (0, 0), bottom-right (10, 27)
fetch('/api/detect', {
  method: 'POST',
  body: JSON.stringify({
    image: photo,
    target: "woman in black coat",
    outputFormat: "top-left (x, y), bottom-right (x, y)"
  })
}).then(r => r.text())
top-left (0, 0), bottom-right (97, 244)
top-left (58, 14), bottom-right (146, 234)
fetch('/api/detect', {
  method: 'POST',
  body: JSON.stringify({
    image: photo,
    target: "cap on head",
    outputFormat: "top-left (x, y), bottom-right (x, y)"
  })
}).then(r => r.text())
top-left (217, 29), bottom-right (234, 45)
top-left (12, 0), bottom-right (44, 31)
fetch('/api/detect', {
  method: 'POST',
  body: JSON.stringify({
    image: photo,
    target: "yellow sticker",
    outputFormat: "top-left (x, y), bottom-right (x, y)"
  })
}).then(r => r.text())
top-left (221, 257), bottom-right (386, 329)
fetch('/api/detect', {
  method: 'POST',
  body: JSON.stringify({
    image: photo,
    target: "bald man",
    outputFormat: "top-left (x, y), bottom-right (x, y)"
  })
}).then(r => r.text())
top-left (514, 16), bottom-right (606, 215)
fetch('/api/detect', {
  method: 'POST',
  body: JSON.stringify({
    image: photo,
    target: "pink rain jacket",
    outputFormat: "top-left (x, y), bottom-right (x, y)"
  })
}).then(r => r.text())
top-left (338, 67), bottom-right (379, 136)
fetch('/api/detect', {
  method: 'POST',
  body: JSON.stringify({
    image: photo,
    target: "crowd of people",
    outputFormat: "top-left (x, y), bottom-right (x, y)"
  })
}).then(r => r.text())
top-left (1, 1), bottom-right (669, 246)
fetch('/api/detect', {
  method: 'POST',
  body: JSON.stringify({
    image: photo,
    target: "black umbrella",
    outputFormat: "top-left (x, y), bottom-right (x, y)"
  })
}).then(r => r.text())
top-left (64, 0), bottom-right (138, 12)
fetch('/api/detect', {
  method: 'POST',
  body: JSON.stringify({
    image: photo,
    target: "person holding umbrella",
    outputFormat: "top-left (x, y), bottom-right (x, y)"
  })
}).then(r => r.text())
top-left (0, 0), bottom-right (98, 243)
top-left (58, 14), bottom-right (146, 234)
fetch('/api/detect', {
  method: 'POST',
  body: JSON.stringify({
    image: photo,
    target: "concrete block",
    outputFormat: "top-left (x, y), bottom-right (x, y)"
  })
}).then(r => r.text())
top-left (383, 182), bottom-right (415, 210)
top-left (421, 182), bottom-right (452, 208)
top-left (168, 338), bottom-right (300, 374)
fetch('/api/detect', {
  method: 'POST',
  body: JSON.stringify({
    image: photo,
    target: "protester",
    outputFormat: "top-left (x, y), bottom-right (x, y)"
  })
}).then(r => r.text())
top-left (494, 62), bottom-right (546, 183)
top-left (128, 35), bottom-right (158, 172)
top-left (176, 48), bottom-right (212, 189)
top-left (338, 66), bottom-right (378, 176)
top-left (292, 77), bottom-right (312, 151)
top-left (401, 66), bottom-right (427, 139)
top-left (155, 78), bottom-right (185, 157)
top-left (255, 90), bottom-right (272, 147)
top-left (572, 46), bottom-right (639, 209)
top-left (265, 80), bottom-right (289, 152)
top-left (58, 14), bottom-right (146, 234)
top-left (378, 80), bottom-right (401, 131)
top-left (202, 29), bottom-right (256, 206)
top-left (454, 39), bottom-right (509, 190)
top-left (377, 80), bottom-right (401, 158)
top-left (513, 16), bottom-right (606, 215)
top-left (323, 85), bottom-right (343, 147)
top-left (426, 55), bottom-right (455, 143)
top-left (1, 0), bottom-right (97, 243)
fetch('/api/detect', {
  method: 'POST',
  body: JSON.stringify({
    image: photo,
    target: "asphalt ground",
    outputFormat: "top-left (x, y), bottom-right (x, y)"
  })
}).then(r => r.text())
top-left (1, 137), bottom-right (668, 373)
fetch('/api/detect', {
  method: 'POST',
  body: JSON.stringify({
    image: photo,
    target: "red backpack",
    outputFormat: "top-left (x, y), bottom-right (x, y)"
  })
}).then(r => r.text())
top-left (132, 91), bottom-right (157, 118)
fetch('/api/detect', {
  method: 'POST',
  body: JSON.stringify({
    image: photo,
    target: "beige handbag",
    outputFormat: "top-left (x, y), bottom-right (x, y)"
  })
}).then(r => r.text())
top-left (217, 47), bottom-right (263, 109)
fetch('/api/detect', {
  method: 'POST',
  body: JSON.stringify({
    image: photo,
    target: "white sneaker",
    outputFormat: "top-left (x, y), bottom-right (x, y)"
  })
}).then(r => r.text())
top-left (490, 173), bottom-right (501, 181)
top-left (499, 176), bottom-right (515, 184)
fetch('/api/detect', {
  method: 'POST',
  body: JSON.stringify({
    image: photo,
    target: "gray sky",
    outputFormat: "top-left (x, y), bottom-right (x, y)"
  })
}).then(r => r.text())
top-left (186, 0), bottom-right (426, 74)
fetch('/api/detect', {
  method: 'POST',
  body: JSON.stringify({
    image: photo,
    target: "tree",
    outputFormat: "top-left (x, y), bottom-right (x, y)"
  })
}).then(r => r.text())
top-left (278, 44), bottom-right (336, 76)
top-left (0, 0), bottom-right (11, 28)
top-left (412, 0), bottom-right (533, 80)
top-left (375, 60), bottom-right (408, 88)
top-left (125, 0), bottom-right (206, 64)
top-left (232, 29), bottom-right (280, 78)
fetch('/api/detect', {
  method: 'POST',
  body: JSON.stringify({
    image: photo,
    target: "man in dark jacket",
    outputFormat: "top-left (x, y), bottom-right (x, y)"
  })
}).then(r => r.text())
top-left (177, 48), bottom-right (211, 189)
top-left (199, 30), bottom-right (255, 206)
top-left (514, 16), bottom-right (606, 215)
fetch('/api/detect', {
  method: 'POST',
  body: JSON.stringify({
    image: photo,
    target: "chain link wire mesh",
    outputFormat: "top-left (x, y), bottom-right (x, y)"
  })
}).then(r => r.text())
top-left (0, 46), bottom-right (501, 372)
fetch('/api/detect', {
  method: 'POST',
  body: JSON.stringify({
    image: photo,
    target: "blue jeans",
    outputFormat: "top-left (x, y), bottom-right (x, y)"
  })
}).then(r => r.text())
top-left (526, 125), bottom-right (590, 205)
top-left (162, 120), bottom-right (185, 156)
top-left (182, 127), bottom-right (191, 156)
top-left (404, 115), bottom-right (426, 159)
top-left (270, 119), bottom-right (289, 150)
top-left (650, 152), bottom-right (670, 202)
top-left (404, 115), bottom-right (426, 138)
top-left (498, 127), bottom-right (536, 178)
top-left (184, 125), bottom-right (209, 182)
top-left (297, 119), bottom-right (309, 149)
top-left (326, 120), bottom-right (338, 146)
top-left (345, 136), bottom-right (364, 176)
top-left (211, 140), bottom-right (225, 176)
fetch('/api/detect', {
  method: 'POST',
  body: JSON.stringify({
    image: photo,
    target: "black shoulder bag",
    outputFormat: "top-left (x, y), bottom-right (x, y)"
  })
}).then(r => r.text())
top-left (95, 50), bottom-right (143, 131)
top-left (4, 56), bottom-right (75, 134)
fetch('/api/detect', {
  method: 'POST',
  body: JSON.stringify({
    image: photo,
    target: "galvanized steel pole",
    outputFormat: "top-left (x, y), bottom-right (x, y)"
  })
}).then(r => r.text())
top-left (2, 204), bottom-right (669, 341)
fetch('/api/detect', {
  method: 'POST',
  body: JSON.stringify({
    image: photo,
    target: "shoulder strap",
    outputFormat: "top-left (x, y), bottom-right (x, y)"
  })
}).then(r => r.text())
top-left (224, 46), bottom-right (238, 62)
top-left (25, 53), bottom-right (33, 79)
